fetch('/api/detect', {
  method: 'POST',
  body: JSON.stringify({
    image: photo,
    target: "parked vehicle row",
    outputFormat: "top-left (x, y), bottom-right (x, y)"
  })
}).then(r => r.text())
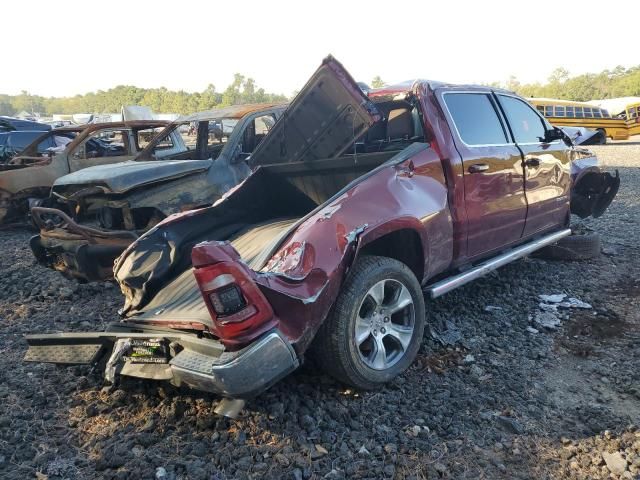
top-left (22, 56), bottom-right (619, 416)
top-left (0, 121), bottom-right (180, 224)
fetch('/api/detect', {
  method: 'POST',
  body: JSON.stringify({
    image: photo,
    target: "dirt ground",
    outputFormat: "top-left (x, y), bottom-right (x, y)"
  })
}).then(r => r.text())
top-left (0, 144), bottom-right (638, 480)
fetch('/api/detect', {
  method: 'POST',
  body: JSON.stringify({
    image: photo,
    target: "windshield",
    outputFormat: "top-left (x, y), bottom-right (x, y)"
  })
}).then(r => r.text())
top-left (137, 117), bottom-right (243, 162)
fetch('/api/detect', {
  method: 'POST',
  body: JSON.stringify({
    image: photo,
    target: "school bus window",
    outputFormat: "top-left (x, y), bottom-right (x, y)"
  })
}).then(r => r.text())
top-left (593, 109), bottom-right (602, 118)
top-left (575, 107), bottom-right (584, 118)
top-left (584, 107), bottom-right (593, 118)
top-left (544, 106), bottom-right (553, 116)
top-left (565, 106), bottom-right (574, 117)
top-left (536, 105), bottom-right (545, 114)
top-left (631, 107), bottom-right (637, 118)
top-left (554, 106), bottom-right (565, 117)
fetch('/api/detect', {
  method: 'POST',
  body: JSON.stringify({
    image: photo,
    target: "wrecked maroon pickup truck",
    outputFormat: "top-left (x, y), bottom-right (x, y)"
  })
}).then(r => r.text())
top-left (24, 56), bottom-right (618, 416)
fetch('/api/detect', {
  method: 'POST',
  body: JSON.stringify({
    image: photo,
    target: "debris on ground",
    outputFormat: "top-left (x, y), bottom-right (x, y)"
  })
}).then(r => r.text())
top-left (430, 319), bottom-right (463, 346)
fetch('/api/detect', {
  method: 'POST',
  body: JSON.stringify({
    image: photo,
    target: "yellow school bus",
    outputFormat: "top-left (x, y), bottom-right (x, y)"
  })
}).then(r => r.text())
top-left (529, 98), bottom-right (629, 141)
top-left (622, 102), bottom-right (640, 137)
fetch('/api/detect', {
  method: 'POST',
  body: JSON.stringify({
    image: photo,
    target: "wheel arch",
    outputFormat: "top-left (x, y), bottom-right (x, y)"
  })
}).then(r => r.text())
top-left (357, 222), bottom-right (427, 283)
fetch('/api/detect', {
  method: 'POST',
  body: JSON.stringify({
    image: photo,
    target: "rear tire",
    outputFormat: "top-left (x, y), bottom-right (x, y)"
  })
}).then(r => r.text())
top-left (535, 232), bottom-right (601, 261)
top-left (310, 255), bottom-right (425, 390)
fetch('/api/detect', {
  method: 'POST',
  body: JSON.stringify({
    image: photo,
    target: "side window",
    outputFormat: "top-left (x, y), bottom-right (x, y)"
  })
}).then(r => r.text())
top-left (136, 128), bottom-right (173, 152)
top-left (555, 106), bottom-right (565, 117)
top-left (254, 114), bottom-right (275, 136)
top-left (207, 119), bottom-right (238, 146)
top-left (584, 107), bottom-right (594, 118)
top-left (566, 106), bottom-right (574, 117)
top-left (73, 130), bottom-right (130, 159)
top-left (241, 114), bottom-right (276, 154)
top-left (44, 134), bottom-right (76, 155)
top-left (593, 109), bottom-right (602, 118)
top-left (443, 93), bottom-right (508, 145)
top-left (498, 95), bottom-right (547, 144)
top-left (536, 105), bottom-right (545, 114)
top-left (602, 109), bottom-right (610, 118)
top-left (575, 107), bottom-right (584, 118)
top-left (544, 106), bottom-right (553, 117)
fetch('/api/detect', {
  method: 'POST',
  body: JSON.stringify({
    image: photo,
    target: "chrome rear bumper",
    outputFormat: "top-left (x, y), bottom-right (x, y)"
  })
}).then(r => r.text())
top-left (25, 327), bottom-right (298, 398)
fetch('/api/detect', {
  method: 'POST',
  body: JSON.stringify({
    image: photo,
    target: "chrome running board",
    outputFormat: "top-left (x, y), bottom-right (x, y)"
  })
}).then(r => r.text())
top-left (426, 229), bottom-right (571, 299)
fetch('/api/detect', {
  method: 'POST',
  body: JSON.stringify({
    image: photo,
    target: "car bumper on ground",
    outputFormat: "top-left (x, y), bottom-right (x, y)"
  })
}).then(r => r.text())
top-left (30, 206), bottom-right (136, 282)
top-left (24, 327), bottom-right (299, 399)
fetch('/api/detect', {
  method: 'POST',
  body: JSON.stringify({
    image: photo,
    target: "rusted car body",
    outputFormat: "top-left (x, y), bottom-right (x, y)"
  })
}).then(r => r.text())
top-left (30, 104), bottom-right (287, 282)
top-left (25, 56), bottom-right (618, 415)
top-left (0, 121), bottom-right (177, 223)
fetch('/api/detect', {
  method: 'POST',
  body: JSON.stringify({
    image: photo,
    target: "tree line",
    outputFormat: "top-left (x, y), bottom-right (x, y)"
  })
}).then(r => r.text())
top-left (491, 65), bottom-right (640, 101)
top-left (2, 67), bottom-right (640, 117)
top-left (0, 74), bottom-right (288, 116)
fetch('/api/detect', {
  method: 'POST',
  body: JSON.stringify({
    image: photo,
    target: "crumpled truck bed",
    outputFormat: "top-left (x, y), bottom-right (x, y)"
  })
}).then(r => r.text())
top-left (126, 218), bottom-right (301, 327)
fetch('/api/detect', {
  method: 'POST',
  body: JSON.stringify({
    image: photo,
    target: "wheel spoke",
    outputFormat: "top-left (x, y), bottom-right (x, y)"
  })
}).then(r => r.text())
top-left (371, 336), bottom-right (388, 369)
top-left (354, 317), bottom-right (371, 346)
top-left (367, 280), bottom-right (386, 306)
top-left (386, 323), bottom-right (414, 351)
top-left (387, 284), bottom-right (413, 314)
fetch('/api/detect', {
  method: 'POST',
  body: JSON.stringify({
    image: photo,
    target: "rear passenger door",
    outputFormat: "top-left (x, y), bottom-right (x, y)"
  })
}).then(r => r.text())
top-left (441, 90), bottom-right (527, 258)
top-left (495, 94), bottom-right (571, 237)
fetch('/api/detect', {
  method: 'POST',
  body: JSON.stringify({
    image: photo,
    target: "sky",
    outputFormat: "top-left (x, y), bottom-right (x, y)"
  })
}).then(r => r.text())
top-left (4, 0), bottom-right (639, 98)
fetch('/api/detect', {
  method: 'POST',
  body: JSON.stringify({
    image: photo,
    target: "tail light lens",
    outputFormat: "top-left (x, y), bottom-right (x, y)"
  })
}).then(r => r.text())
top-left (209, 284), bottom-right (246, 316)
top-left (192, 243), bottom-right (276, 346)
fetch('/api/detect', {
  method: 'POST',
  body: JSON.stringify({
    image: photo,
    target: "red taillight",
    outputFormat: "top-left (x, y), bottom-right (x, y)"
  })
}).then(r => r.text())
top-left (192, 242), bottom-right (276, 346)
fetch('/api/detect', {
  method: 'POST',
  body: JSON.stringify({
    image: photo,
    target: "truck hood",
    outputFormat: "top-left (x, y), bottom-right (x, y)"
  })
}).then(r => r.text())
top-left (52, 159), bottom-right (212, 194)
top-left (248, 55), bottom-right (381, 168)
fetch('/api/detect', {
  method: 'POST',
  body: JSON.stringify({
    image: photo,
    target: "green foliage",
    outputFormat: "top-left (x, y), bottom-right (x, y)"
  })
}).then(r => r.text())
top-left (0, 76), bottom-right (288, 116)
top-left (371, 76), bottom-right (385, 88)
top-left (500, 65), bottom-right (640, 101)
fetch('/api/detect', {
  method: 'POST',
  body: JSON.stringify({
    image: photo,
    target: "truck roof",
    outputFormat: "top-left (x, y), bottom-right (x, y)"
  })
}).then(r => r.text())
top-left (368, 80), bottom-right (516, 101)
top-left (178, 103), bottom-right (288, 122)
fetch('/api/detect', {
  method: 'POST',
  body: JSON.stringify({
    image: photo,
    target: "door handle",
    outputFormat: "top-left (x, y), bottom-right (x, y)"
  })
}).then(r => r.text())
top-left (524, 157), bottom-right (540, 167)
top-left (468, 163), bottom-right (489, 173)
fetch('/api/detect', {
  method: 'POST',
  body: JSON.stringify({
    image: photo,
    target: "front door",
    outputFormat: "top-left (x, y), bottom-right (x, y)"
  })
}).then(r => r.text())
top-left (496, 94), bottom-right (571, 237)
top-left (441, 90), bottom-right (527, 258)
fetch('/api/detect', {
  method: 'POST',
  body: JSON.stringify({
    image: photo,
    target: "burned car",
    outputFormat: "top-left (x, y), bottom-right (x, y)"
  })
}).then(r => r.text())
top-left (30, 104), bottom-right (286, 282)
top-left (0, 121), bottom-right (178, 223)
top-left (25, 56), bottom-right (618, 416)
top-left (0, 116), bottom-right (51, 133)
top-left (0, 130), bottom-right (51, 163)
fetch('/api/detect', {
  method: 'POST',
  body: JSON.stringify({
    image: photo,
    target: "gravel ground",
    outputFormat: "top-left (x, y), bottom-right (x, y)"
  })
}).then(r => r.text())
top-left (0, 145), bottom-right (638, 480)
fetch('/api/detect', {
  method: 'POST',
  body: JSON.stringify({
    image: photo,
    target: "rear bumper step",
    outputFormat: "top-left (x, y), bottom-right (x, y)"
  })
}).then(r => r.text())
top-left (24, 328), bottom-right (298, 398)
top-left (426, 229), bottom-right (572, 298)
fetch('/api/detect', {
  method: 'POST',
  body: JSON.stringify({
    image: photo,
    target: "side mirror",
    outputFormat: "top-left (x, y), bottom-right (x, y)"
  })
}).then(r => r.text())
top-left (543, 127), bottom-right (565, 143)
